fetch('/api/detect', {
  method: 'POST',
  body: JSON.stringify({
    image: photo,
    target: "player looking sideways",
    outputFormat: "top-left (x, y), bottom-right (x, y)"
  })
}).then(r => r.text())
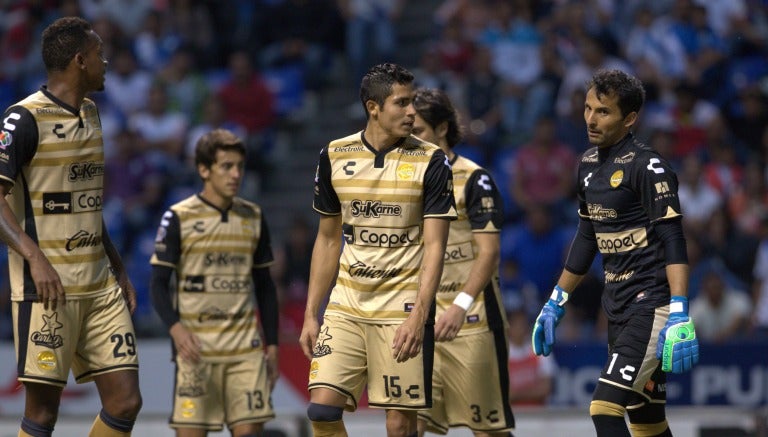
top-left (531, 69), bottom-right (699, 437)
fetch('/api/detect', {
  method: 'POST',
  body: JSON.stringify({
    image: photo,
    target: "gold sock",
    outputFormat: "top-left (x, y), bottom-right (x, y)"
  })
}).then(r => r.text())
top-left (311, 420), bottom-right (348, 437)
top-left (18, 430), bottom-right (34, 437)
top-left (88, 414), bottom-right (131, 437)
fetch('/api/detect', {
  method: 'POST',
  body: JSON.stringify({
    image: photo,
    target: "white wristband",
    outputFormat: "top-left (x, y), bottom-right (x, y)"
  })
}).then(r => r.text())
top-left (453, 291), bottom-right (474, 311)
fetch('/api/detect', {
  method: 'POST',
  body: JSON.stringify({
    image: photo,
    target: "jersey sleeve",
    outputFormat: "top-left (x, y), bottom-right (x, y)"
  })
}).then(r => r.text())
top-left (465, 168), bottom-right (504, 231)
top-left (312, 146), bottom-right (341, 215)
top-left (253, 212), bottom-right (275, 268)
top-left (0, 105), bottom-right (39, 185)
top-left (423, 149), bottom-right (456, 218)
top-left (635, 152), bottom-right (683, 222)
top-left (149, 209), bottom-right (181, 268)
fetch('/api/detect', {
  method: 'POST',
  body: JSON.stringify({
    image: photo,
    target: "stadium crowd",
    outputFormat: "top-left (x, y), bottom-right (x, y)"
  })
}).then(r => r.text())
top-left (0, 0), bottom-right (767, 350)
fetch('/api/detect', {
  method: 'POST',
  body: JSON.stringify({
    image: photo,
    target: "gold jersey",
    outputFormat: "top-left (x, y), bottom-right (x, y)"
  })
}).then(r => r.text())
top-left (150, 195), bottom-right (273, 362)
top-left (436, 155), bottom-right (507, 335)
top-left (0, 88), bottom-right (117, 301)
top-left (313, 132), bottom-right (457, 324)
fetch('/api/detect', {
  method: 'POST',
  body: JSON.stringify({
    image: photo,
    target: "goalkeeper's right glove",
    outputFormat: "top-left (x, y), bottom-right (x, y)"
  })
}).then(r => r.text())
top-left (532, 285), bottom-right (569, 357)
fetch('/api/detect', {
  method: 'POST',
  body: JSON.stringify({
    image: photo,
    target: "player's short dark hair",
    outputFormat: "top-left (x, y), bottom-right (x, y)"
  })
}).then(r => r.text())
top-left (413, 88), bottom-right (464, 148)
top-left (587, 69), bottom-right (646, 118)
top-left (41, 17), bottom-right (93, 72)
top-left (359, 63), bottom-right (414, 118)
top-left (195, 129), bottom-right (246, 168)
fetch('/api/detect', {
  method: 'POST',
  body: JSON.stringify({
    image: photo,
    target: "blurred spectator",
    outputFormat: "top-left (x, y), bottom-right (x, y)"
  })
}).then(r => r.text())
top-left (133, 8), bottom-right (181, 72)
top-left (510, 116), bottom-right (576, 217)
top-left (259, 0), bottom-right (340, 92)
top-left (97, 0), bottom-right (154, 37)
top-left (669, 2), bottom-right (728, 92)
top-left (476, 0), bottom-right (544, 138)
top-left (690, 267), bottom-right (751, 343)
top-left (460, 46), bottom-right (503, 159)
top-left (104, 45), bottom-right (153, 118)
top-left (128, 82), bottom-right (190, 172)
top-left (699, 208), bottom-right (757, 290)
top-left (701, 116), bottom-right (744, 197)
top-left (555, 87), bottom-right (587, 152)
top-left (727, 161), bottom-right (768, 237)
top-left (434, 0), bottom-right (493, 42)
top-left (167, 0), bottom-right (216, 68)
top-left (104, 128), bottom-right (167, 254)
top-left (555, 33), bottom-right (632, 118)
top-left (271, 216), bottom-right (315, 340)
top-left (667, 81), bottom-right (721, 160)
top-left (337, 0), bottom-right (404, 95)
top-left (678, 153), bottom-right (723, 235)
top-left (431, 17), bottom-right (475, 78)
top-left (725, 85), bottom-right (768, 157)
top-left (506, 308), bottom-right (556, 406)
top-left (185, 95), bottom-right (248, 167)
top-left (624, 6), bottom-right (688, 87)
top-left (156, 45), bottom-right (211, 124)
top-left (217, 50), bottom-right (276, 137)
top-left (412, 44), bottom-right (457, 96)
top-left (752, 214), bottom-right (768, 338)
top-left (501, 203), bottom-right (572, 303)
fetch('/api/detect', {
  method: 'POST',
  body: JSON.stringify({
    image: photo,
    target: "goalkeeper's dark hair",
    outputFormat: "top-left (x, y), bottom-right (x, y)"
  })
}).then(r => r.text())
top-left (195, 128), bottom-right (246, 169)
top-left (413, 88), bottom-right (464, 149)
top-left (42, 17), bottom-right (93, 72)
top-left (359, 62), bottom-right (414, 119)
top-left (587, 69), bottom-right (645, 119)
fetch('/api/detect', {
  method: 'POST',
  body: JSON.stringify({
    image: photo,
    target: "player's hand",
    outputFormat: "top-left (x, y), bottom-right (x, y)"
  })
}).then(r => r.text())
top-left (29, 251), bottom-right (65, 310)
top-left (265, 344), bottom-right (279, 390)
top-left (434, 304), bottom-right (466, 342)
top-left (392, 314), bottom-right (424, 363)
top-left (656, 296), bottom-right (699, 373)
top-left (299, 315), bottom-right (320, 361)
top-left (532, 286), bottom-right (568, 357)
top-left (170, 322), bottom-right (202, 363)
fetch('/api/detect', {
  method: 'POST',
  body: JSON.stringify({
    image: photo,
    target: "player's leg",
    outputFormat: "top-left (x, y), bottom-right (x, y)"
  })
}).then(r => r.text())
top-left (13, 301), bottom-right (72, 436)
top-left (591, 307), bottom-right (667, 437)
top-left (18, 383), bottom-right (62, 437)
top-left (90, 369), bottom-right (142, 436)
top-left (627, 362), bottom-right (672, 437)
top-left (71, 289), bottom-right (141, 436)
top-left (306, 316), bottom-right (368, 436)
top-left (175, 428), bottom-right (208, 437)
top-left (385, 409), bottom-right (417, 437)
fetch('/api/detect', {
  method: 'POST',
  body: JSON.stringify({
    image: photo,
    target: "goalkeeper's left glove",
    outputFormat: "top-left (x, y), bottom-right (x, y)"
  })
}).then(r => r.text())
top-left (532, 285), bottom-right (568, 357)
top-left (656, 296), bottom-right (699, 373)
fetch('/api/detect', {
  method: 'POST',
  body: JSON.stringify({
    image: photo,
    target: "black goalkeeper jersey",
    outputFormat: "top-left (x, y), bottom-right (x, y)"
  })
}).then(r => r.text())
top-left (576, 134), bottom-right (683, 323)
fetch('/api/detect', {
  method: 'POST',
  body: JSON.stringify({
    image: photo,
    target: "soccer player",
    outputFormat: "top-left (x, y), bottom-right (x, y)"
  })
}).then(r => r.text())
top-left (0, 17), bottom-right (142, 437)
top-left (531, 69), bottom-right (699, 437)
top-left (299, 63), bottom-right (457, 437)
top-left (149, 128), bottom-right (279, 436)
top-left (410, 88), bottom-right (514, 437)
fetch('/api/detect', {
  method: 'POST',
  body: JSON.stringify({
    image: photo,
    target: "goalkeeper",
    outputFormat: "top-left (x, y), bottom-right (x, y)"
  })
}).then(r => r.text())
top-left (531, 69), bottom-right (698, 437)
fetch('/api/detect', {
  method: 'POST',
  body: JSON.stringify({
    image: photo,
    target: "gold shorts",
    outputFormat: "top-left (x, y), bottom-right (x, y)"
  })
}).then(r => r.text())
top-left (171, 356), bottom-right (275, 431)
top-left (13, 287), bottom-right (139, 386)
top-left (418, 329), bottom-right (515, 434)
top-left (308, 315), bottom-right (434, 411)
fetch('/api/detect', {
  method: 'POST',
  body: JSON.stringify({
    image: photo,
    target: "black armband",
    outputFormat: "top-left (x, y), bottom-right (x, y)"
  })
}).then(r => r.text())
top-left (564, 218), bottom-right (598, 275)
top-left (655, 217), bottom-right (688, 265)
top-left (253, 267), bottom-right (279, 346)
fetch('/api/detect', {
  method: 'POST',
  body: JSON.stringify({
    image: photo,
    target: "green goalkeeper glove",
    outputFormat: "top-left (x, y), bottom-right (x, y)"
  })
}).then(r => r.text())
top-left (655, 296), bottom-right (699, 373)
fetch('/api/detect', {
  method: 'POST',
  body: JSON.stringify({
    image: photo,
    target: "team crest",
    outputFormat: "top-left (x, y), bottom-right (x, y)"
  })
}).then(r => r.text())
top-left (610, 170), bottom-right (624, 188)
top-left (36, 351), bottom-right (57, 371)
top-left (397, 163), bottom-right (414, 180)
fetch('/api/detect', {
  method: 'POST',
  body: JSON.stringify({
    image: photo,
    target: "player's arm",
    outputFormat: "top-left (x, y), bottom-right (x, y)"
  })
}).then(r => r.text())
top-left (393, 149), bottom-right (455, 361)
top-left (436, 169), bottom-right (503, 341)
top-left (102, 219), bottom-right (137, 313)
top-left (0, 105), bottom-right (64, 308)
top-left (299, 213), bottom-right (342, 360)
top-left (253, 215), bottom-right (279, 389)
